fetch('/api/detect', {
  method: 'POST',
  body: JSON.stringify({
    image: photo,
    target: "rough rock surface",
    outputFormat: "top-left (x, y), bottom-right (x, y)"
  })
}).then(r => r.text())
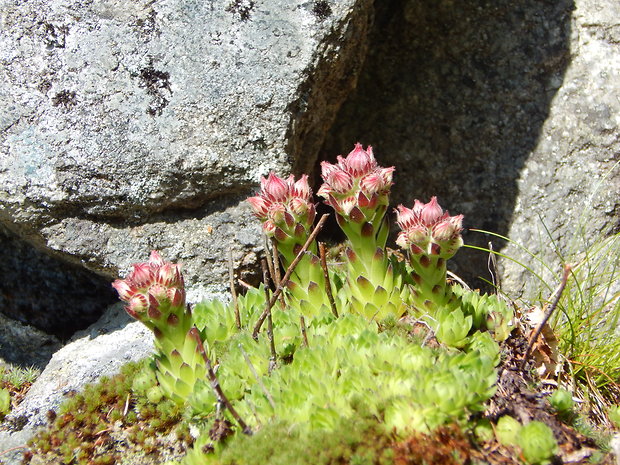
top-left (0, 0), bottom-right (373, 334)
top-left (0, 303), bottom-right (153, 465)
top-left (501, 0), bottom-right (620, 294)
top-left (0, 312), bottom-right (60, 369)
top-left (321, 0), bottom-right (619, 291)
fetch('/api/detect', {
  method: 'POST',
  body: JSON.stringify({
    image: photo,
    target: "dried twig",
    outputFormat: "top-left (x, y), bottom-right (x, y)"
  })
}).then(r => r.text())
top-left (0, 445), bottom-right (27, 457)
top-left (229, 248), bottom-right (241, 329)
top-left (300, 315), bottom-right (309, 347)
top-left (487, 241), bottom-right (502, 292)
top-left (261, 259), bottom-right (278, 372)
top-left (190, 328), bottom-right (252, 435)
top-left (264, 235), bottom-right (276, 287)
top-left (271, 240), bottom-right (286, 307)
top-left (252, 214), bottom-right (329, 338)
top-left (122, 392), bottom-right (130, 417)
top-left (520, 264), bottom-right (572, 370)
top-left (319, 242), bottom-right (339, 318)
top-left (239, 344), bottom-right (276, 410)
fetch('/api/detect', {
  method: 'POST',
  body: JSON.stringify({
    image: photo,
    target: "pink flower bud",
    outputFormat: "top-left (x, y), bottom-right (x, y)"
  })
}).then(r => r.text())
top-left (155, 263), bottom-right (182, 287)
top-left (290, 197), bottom-right (309, 216)
top-left (148, 283), bottom-right (169, 304)
top-left (112, 279), bottom-right (134, 301)
top-left (412, 199), bottom-right (425, 215)
top-left (345, 143), bottom-right (375, 176)
top-left (149, 250), bottom-right (165, 267)
top-left (326, 169), bottom-right (353, 193)
top-left (268, 203), bottom-right (286, 224)
top-left (292, 174), bottom-right (311, 200)
top-left (339, 196), bottom-right (357, 215)
top-left (316, 183), bottom-right (332, 198)
top-left (407, 224), bottom-right (430, 244)
top-left (130, 262), bottom-right (152, 287)
top-left (396, 198), bottom-right (464, 256)
top-left (320, 160), bottom-right (339, 180)
top-left (360, 173), bottom-right (382, 195)
top-left (378, 167), bottom-right (395, 185)
top-left (247, 196), bottom-right (270, 218)
top-left (168, 288), bottom-right (185, 307)
top-left (420, 197), bottom-right (444, 225)
top-left (395, 205), bottom-right (417, 230)
top-left (128, 294), bottom-right (149, 315)
top-left (261, 173), bottom-right (289, 202)
top-left (114, 251), bottom-right (186, 323)
top-left (262, 219), bottom-right (276, 235)
top-left (432, 215), bottom-right (463, 242)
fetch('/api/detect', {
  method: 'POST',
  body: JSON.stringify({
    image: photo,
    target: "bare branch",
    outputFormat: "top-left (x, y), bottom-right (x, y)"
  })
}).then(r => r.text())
top-left (264, 235), bottom-right (276, 287)
top-left (261, 259), bottom-right (277, 372)
top-left (520, 264), bottom-right (572, 370)
top-left (319, 242), bottom-right (338, 318)
top-left (190, 328), bottom-right (252, 435)
top-left (239, 343), bottom-right (276, 410)
top-left (229, 248), bottom-right (241, 329)
top-left (300, 315), bottom-right (309, 347)
top-left (271, 240), bottom-right (286, 307)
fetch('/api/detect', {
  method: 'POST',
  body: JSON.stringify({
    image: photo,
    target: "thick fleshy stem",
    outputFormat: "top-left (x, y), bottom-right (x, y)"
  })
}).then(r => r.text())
top-left (395, 197), bottom-right (464, 316)
top-left (112, 251), bottom-right (206, 403)
top-left (252, 214), bottom-right (329, 338)
top-left (248, 174), bottom-right (334, 318)
top-left (318, 144), bottom-right (406, 320)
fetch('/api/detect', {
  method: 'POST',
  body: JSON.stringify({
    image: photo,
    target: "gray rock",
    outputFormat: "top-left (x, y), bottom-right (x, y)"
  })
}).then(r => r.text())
top-left (321, 0), bottom-right (619, 292)
top-left (0, 303), bottom-right (153, 465)
top-left (0, 0), bottom-right (373, 332)
top-left (0, 312), bottom-right (61, 369)
top-left (500, 0), bottom-right (620, 295)
top-left (0, 226), bottom-right (118, 340)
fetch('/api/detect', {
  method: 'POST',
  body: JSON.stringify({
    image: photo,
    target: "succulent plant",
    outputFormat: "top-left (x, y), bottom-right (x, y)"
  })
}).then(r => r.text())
top-left (395, 196), bottom-right (464, 316)
top-left (113, 251), bottom-right (206, 403)
top-left (0, 387), bottom-right (10, 418)
top-left (548, 388), bottom-right (574, 414)
top-left (318, 143), bottom-right (408, 320)
top-left (102, 143), bottom-right (520, 465)
top-left (495, 415), bottom-right (522, 446)
top-left (248, 173), bottom-right (333, 319)
top-left (517, 421), bottom-right (558, 465)
top-left (453, 285), bottom-right (513, 342)
top-left (434, 307), bottom-right (473, 348)
top-left (608, 404), bottom-right (620, 428)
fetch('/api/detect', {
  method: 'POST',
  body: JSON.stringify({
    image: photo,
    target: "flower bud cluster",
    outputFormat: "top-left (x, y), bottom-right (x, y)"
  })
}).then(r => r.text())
top-left (247, 173), bottom-right (316, 241)
top-left (395, 197), bottom-right (464, 259)
top-left (112, 250), bottom-right (185, 322)
top-left (317, 143), bottom-right (394, 219)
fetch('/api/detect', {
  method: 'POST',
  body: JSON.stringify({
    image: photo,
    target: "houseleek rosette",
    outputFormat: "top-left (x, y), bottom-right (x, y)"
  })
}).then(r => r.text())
top-left (395, 197), bottom-right (463, 316)
top-left (112, 251), bottom-right (206, 403)
top-left (318, 143), bottom-right (407, 320)
top-left (247, 173), bottom-right (332, 318)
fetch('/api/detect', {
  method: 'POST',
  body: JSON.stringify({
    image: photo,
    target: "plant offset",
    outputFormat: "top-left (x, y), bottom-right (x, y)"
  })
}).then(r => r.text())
top-left (25, 144), bottom-right (615, 464)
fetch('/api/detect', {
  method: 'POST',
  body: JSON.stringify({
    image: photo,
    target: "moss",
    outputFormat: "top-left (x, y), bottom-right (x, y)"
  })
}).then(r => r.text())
top-left (201, 416), bottom-right (395, 465)
top-left (24, 358), bottom-right (190, 465)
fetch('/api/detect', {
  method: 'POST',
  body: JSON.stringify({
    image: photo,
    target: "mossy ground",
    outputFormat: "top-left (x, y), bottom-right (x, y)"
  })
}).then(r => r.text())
top-left (22, 360), bottom-right (191, 465)
top-left (13, 321), bottom-right (618, 465)
top-left (0, 364), bottom-right (39, 421)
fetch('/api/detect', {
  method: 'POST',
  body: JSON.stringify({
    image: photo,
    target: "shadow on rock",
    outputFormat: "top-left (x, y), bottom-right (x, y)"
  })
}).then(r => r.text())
top-left (322, 0), bottom-right (573, 287)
